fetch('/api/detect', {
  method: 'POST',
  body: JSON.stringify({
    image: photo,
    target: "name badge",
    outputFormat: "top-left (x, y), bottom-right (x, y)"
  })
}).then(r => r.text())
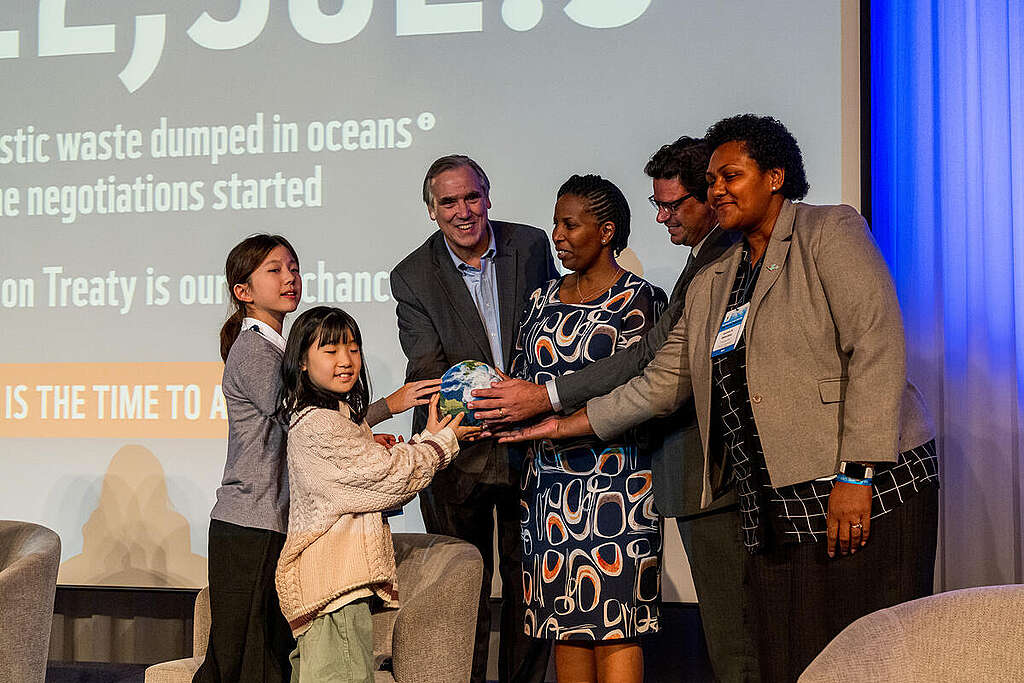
top-left (711, 302), bottom-right (750, 357)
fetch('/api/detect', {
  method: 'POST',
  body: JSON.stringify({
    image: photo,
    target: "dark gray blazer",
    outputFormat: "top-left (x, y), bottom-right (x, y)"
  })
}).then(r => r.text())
top-left (553, 227), bottom-right (736, 517)
top-left (391, 220), bottom-right (557, 502)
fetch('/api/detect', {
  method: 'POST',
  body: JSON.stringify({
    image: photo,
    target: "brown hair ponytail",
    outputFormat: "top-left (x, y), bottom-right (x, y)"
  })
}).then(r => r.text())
top-left (219, 234), bottom-right (299, 361)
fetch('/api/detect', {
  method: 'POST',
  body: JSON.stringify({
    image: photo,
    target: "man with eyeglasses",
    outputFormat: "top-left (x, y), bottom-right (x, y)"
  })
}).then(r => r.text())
top-left (390, 154), bottom-right (555, 683)
top-left (470, 137), bottom-right (759, 682)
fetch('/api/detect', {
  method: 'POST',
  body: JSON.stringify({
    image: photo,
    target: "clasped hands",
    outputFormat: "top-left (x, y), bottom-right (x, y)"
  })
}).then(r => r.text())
top-left (468, 370), bottom-right (582, 442)
top-left (375, 371), bottom-right (565, 444)
top-left (366, 368), bottom-right (571, 442)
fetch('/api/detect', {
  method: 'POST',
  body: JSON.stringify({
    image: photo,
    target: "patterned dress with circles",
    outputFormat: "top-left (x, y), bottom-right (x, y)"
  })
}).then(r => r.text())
top-left (511, 271), bottom-right (667, 641)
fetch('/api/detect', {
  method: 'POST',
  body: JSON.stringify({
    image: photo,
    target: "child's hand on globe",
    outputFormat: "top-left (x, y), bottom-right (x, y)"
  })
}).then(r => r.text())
top-left (426, 394), bottom-right (481, 441)
top-left (385, 378), bottom-right (441, 415)
top-left (439, 360), bottom-right (502, 426)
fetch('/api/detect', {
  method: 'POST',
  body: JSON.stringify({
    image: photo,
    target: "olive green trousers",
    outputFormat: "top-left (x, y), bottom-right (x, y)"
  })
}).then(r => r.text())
top-left (289, 598), bottom-right (374, 683)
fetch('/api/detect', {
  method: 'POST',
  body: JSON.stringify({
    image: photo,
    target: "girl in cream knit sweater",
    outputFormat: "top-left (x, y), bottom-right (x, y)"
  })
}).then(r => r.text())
top-left (275, 306), bottom-right (477, 682)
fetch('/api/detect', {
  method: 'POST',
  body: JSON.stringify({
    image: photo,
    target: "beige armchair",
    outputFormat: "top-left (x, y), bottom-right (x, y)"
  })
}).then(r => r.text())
top-left (800, 584), bottom-right (1024, 682)
top-left (146, 532), bottom-right (483, 683)
top-left (0, 520), bottom-right (61, 683)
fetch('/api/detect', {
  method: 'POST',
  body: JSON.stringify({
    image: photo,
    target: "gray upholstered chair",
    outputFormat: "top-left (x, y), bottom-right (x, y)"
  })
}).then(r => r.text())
top-left (800, 584), bottom-right (1024, 682)
top-left (142, 584), bottom-right (210, 683)
top-left (146, 532), bottom-right (483, 683)
top-left (0, 520), bottom-right (61, 683)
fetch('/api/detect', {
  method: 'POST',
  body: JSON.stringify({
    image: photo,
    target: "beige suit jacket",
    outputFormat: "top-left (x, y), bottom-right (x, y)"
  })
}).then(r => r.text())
top-left (588, 200), bottom-right (934, 509)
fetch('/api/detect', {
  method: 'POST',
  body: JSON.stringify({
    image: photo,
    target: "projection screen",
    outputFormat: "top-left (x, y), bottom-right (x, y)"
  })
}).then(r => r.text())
top-left (0, 0), bottom-right (856, 594)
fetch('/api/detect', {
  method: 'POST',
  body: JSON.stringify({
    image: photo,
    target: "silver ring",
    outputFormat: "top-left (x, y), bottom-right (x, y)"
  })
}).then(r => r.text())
top-left (851, 523), bottom-right (863, 529)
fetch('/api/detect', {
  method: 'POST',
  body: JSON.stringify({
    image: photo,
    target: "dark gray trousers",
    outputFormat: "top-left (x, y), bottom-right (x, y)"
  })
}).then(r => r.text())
top-left (677, 508), bottom-right (761, 683)
top-left (420, 480), bottom-right (550, 683)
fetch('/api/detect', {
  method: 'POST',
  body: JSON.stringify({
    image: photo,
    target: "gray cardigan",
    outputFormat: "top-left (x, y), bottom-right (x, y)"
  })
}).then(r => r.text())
top-left (212, 329), bottom-right (290, 533)
top-left (211, 329), bottom-right (393, 533)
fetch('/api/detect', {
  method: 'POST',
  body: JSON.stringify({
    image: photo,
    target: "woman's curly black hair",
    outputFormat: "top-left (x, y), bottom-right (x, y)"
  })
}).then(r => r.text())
top-left (704, 114), bottom-right (810, 200)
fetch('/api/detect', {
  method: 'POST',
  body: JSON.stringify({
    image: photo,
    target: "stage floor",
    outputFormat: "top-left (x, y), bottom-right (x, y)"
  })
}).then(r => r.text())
top-left (47, 602), bottom-right (715, 683)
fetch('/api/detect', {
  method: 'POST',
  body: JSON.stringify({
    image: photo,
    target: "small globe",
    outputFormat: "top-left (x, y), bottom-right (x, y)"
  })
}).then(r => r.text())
top-left (439, 360), bottom-right (502, 427)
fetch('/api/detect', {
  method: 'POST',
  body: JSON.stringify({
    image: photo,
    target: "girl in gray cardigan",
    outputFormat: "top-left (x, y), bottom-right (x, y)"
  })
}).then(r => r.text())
top-left (194, 234), bottom-right (303, 683)
top-left (197, 236), bottom-right (440, 683)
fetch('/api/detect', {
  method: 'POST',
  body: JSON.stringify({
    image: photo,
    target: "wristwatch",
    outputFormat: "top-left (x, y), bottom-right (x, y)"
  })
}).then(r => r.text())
top-left (838, 461), bottom-right (875, 480)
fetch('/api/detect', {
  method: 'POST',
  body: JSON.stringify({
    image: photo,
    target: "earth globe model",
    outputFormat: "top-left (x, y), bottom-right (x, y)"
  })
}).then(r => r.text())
top-left (439, 360), bottom-right (502, 427)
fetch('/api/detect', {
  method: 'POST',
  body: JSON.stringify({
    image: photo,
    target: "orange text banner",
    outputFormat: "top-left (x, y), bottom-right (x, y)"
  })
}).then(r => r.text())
top-left (0, 362), bottom-right (227, 438)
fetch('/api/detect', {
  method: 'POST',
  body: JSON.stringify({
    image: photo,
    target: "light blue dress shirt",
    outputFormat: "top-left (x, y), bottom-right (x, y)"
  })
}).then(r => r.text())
top-left (443, 225), bottom-right (504, 370)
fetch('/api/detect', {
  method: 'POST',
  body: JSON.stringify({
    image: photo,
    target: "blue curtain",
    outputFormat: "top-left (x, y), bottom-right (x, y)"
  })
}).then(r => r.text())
top-left (871, 0), bottom-right (1024, 588)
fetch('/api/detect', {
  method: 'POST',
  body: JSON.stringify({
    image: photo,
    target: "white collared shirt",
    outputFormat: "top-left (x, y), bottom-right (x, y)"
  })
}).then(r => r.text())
top-left (242, 317), bottom-right (287, 353)
top-left (442, 225), bottom-right (504, 370)
top-left (689, 223), bottom-right (720, 260)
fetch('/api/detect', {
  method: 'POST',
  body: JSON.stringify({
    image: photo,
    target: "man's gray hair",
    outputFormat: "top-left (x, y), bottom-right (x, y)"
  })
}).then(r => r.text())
top-left (422, 154), bottom-right (491, 206)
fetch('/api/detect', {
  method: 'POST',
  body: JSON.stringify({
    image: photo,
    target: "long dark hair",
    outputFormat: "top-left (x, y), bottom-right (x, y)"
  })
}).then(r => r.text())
top-left (279, 306), bottom-right (372, 423)
top-left (220, 234), bottom-right (299, 361)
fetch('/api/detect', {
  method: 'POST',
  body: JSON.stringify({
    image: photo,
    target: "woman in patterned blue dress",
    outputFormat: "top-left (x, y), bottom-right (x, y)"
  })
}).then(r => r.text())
top-left (511, 175), bottom-right (667, 683)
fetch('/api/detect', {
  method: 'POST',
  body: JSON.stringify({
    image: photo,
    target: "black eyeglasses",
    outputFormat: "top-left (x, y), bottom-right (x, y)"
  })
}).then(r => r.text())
top-left (648, 193), bottom-right (693, 213)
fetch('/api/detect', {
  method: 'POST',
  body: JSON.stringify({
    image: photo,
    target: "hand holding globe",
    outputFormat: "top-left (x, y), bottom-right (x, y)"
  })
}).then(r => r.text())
top-left (439, 360), bottom-right (503, 427)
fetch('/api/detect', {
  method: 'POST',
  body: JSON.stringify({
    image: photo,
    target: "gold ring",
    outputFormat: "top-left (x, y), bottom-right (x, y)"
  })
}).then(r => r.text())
top-left (851, 523), bottom-right (863, 529)
top-left (500, 408), bottom-right (506, 417)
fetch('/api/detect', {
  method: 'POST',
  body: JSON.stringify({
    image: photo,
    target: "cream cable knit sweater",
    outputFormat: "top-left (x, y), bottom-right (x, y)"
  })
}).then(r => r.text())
top-left (275, 402), bottom-right (458, 634)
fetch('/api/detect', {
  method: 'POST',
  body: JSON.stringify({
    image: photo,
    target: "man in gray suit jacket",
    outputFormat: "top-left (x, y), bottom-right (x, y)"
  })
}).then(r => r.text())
top-left (390, 155), bottom-right (556, 683)
top-left (470, 138), bottom-right (759, 682)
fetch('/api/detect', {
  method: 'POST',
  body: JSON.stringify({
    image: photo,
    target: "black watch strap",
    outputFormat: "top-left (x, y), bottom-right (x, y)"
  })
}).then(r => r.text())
top-left (839, 461), bottom-right (875, 480)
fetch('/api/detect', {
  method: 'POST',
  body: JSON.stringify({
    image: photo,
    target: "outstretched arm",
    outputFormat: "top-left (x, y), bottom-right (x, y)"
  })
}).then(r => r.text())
top-left (586, 301), bottom-right (694, 440)
top-left (498, 404), bottom-right (595, 443)
top-left (501, 285), bottom-right (690, 442)
top-left (292, 408), bottom-right (458, 514)
top-left (392, 269), bottom-right (449, 435)
top-left (473, 285), bottom-right (682, 424)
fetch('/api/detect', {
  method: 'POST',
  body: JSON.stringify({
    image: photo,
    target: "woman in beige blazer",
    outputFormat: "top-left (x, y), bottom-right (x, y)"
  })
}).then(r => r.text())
top-left (501, 115), bottom-right (940, 681)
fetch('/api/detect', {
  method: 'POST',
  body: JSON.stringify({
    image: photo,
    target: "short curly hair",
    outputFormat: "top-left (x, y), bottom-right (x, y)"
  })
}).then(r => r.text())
top-left (644, 136), bottom-right (711, 203)
top-left (557, 174), bottom-right (630, 256)
top-left (704, 114), bottom-right (809, 200)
